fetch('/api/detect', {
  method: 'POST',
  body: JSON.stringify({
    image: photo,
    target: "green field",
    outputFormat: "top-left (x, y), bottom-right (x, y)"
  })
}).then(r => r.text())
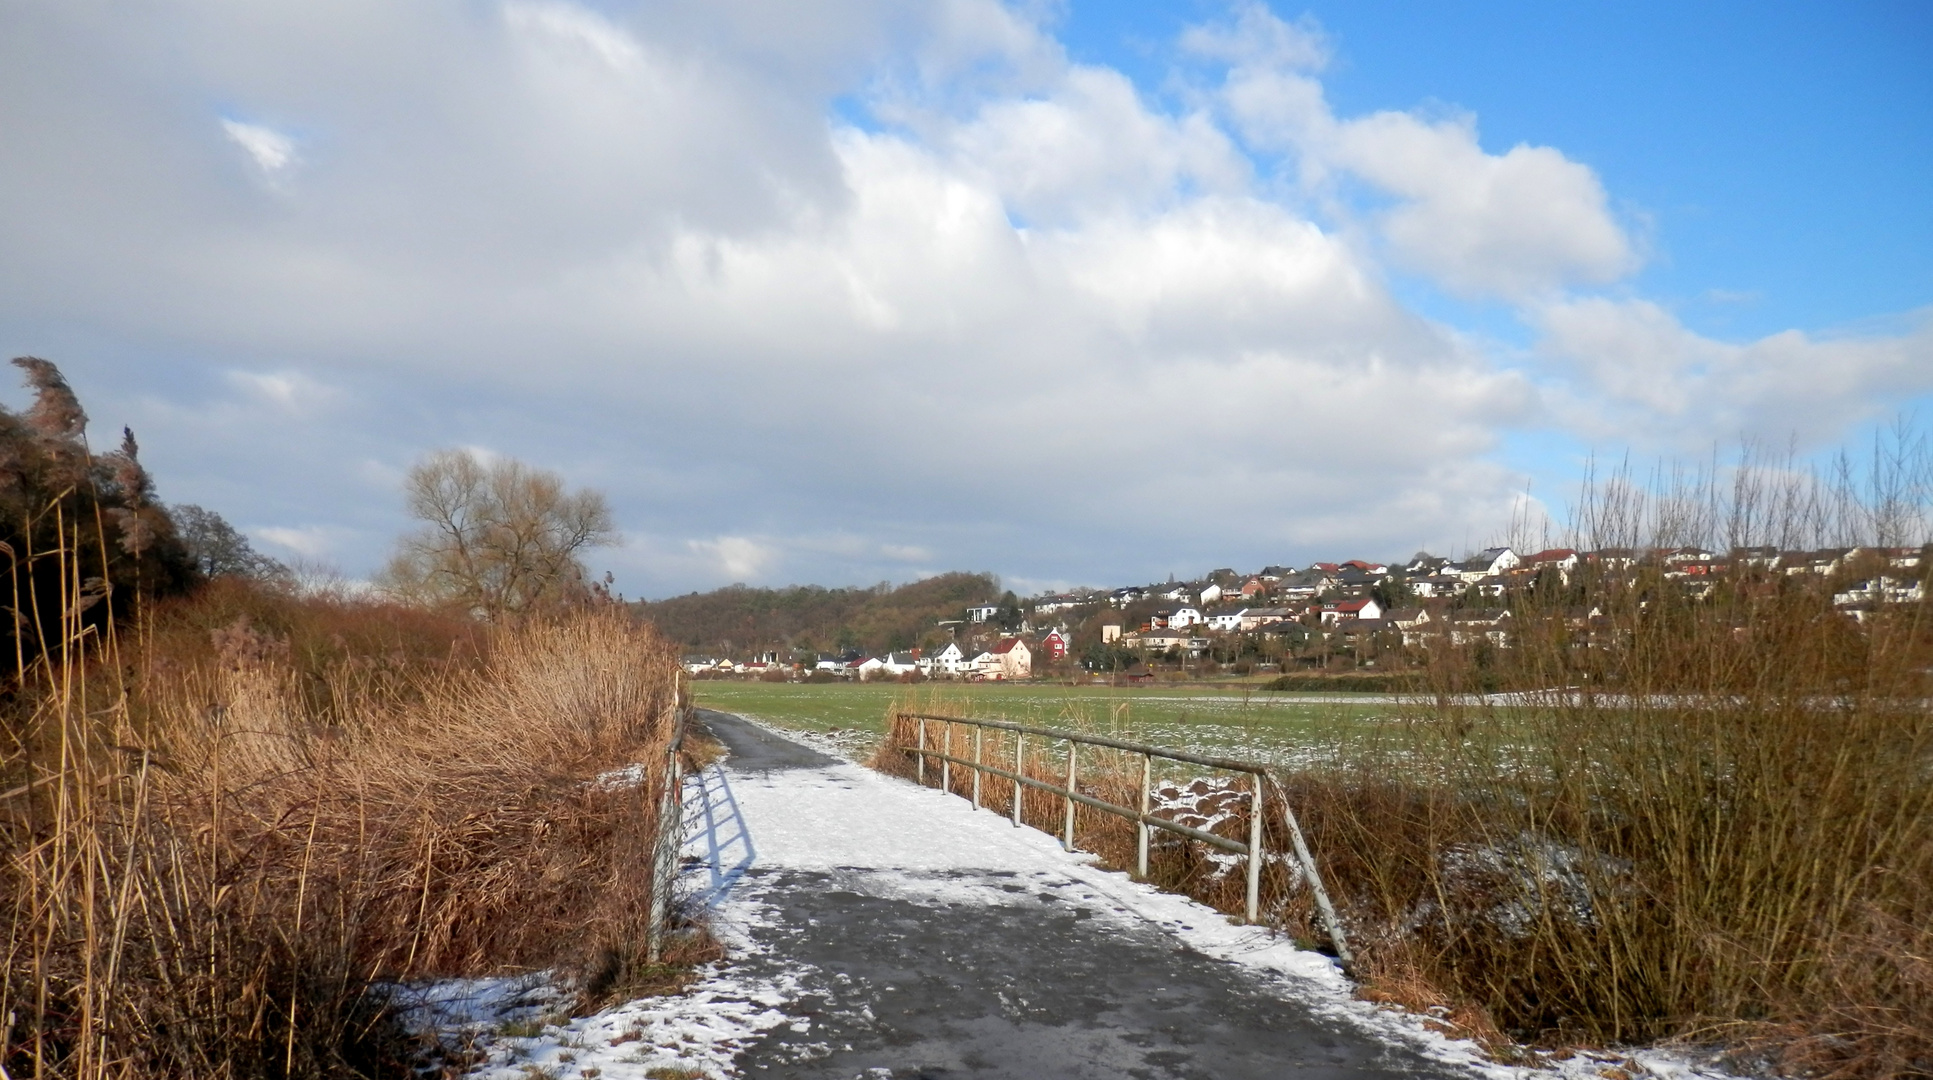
top-left (690, 680), bottom-right (1407, 768)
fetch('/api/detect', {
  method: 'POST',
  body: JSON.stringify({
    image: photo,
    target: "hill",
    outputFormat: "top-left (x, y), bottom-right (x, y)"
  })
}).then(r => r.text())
top-left (634, 572), bottom-right (1003, 658)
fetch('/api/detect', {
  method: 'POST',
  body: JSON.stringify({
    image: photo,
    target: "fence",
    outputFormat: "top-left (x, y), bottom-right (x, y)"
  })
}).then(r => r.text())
top-left (898, 711), bottom-right (1352, 971)
top-left (646, 687), bottom-right (692, 964)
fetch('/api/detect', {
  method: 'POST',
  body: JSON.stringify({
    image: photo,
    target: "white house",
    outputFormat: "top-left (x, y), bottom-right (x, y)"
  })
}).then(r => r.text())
top-left (853, 656), bottom-right (887, 679)
top-left (967, 604), bottom-right (1000, 623)
top-left (1455, 547), bottom-right (1519, 582)
top-left (1238, 607), bottom-right (1289, 631)
top-left (1153, 606), bottom-right (1204, 629)
top-left (1197, 583), bottom-right (1224, 605)
top-left (1205, 610), bottom-right (1245, 632)
top-left (882, 651), bottom-right (921, 676)
top-left (1317, 598), bottom-right (1383, 625)
top-left (986, 637), bottom-right (1031, 679)
top-left (919, 641), bottom-right (966, 677)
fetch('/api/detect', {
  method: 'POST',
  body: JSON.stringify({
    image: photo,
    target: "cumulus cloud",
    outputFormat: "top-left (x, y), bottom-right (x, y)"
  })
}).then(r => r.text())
top-left (0, 0), bottom-right (1919, 597)
top-left (1330, 111), bottom-right (1637, 298)
top-left (1193, 4), bottom-right (1636, 299)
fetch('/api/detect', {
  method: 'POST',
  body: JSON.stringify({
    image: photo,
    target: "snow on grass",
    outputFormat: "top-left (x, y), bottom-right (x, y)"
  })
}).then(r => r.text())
top-left (389, 902), bottom-right (802, 1079)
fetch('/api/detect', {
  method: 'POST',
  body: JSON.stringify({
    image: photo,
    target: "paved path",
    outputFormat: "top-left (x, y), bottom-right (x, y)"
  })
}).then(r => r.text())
top-left (687, 709), bottom-right (1470, 1080)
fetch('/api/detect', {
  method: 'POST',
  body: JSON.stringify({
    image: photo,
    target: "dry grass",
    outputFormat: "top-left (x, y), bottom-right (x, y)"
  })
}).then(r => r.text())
top-left (3, 571), bottom-right (687, 1078)
top-left (873, 439), bottom-right (1933, 1078)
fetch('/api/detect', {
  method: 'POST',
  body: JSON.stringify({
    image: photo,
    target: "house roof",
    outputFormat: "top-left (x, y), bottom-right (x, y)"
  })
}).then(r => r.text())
top-left (991, 637), bottom-right (1028, 655)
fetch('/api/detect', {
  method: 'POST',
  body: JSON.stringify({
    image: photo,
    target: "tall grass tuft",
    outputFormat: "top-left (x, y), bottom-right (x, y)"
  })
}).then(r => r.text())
top-left (4, 566), bottom-right (687, 1077)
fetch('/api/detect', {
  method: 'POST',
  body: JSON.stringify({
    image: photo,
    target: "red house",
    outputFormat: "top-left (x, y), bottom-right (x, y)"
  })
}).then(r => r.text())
top-left (1038, 630), bottom-right (1068, 660)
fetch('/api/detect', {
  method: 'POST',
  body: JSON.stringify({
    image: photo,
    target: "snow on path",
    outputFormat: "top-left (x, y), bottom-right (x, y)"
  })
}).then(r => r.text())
top-left (406, 717), bottom-right (1740, 1080)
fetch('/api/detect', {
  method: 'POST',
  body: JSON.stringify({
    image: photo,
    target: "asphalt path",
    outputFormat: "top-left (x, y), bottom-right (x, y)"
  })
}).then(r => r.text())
top-left (691, 710), bottom-right (1464, 1080)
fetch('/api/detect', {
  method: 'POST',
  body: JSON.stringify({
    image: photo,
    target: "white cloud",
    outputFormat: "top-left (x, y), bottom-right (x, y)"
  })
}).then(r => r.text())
top-left (1534, 298), bottom-right (1933, 445)
top-left (221, 118), bottom-right (296, 174)
top-left (1180, 2), bottom-right (1329, 71)
top-left (225, 369), bottom-right (341, 411)
top-left (0, 1), bottom-right (1920, 597)
top-left (503, 1), bottom-right (644, 72)
top-left (687, 536), bottom-right (780, 581)
top-left (1331, 112), bottom-right (1637, 298)
top-left (1194, 4), bottom-right (1636, 300)
top-left (254, 524), bottom-right (348, 558)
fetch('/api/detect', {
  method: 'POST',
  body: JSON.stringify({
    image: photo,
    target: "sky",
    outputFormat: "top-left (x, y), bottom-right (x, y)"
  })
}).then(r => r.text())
top-left (1, 0), bottom-right (1929, 598)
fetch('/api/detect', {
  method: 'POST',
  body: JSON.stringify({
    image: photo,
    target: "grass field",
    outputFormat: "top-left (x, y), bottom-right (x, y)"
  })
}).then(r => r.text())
top-left (690, 679), bottom-right (1400, 767)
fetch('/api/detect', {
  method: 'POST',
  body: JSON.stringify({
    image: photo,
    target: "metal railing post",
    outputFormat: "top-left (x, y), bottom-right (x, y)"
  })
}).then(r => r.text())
top-left (1137, 753), bottom-right (1151, 879)
top-left (940, 720), bottom-right (951, 794)
top-left (916, 716), bottom-right (927, 784)
top-left (1245, 772), bottom-right (1263, 923)
top-left (1062, 740), bottom-right (1077, 851)
top-left (1271, 775), bottom-right (1354, 974)
top-left (647, 696), bottom-right (689, 965)
top-left (972, 724), bottom-right (983, 809)
top-left (1011, 732), bottom-right (1024, 827)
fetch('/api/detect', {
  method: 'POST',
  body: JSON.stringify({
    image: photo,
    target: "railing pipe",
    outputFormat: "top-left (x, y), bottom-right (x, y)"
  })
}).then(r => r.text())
top-left (1268, 774), bottom-right (1354, 975)
top-left (1245, 773), bottom-right (1263, 923)
top-left (1062, 740), bottom-right (1077, 851)
top-left (1136, 752), bottom-right (1151, 879)
top-left (897, 712), bottom-right (1266, 777)
top-left (1011, 732), bottom-right (1024, 828)
top-left (972, 726), bottom-right (983, 809)
top-left (647, 689), bottom-right (691, 964)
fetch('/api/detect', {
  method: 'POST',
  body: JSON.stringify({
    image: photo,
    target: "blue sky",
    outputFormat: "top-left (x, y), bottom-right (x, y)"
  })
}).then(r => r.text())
top-left (1060, 2), bottom-right (1933, 335)
top-left (0, 1), bottom-right (1927, 596)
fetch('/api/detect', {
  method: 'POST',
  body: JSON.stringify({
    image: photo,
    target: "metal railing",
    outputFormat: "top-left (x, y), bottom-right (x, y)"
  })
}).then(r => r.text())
top-left (899, 712), bottom-right (1352, 971)
top-left (646, 687), bottom-right (692, 964)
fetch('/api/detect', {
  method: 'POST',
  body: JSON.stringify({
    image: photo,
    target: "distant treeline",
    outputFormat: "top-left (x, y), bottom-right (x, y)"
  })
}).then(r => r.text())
top-left (634, 571), bottom-right (1003, 657)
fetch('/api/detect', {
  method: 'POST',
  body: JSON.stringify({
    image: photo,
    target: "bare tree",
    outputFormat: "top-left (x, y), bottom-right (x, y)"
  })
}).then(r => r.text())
top-left (172, 503), bottom-right (290, 580)
top-left (380, 449), bottom-right (617, 617)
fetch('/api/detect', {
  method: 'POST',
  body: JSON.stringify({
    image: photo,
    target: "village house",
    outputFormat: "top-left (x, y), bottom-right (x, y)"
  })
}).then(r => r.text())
top-left (1454, 547), bottom-right (1519, 582)
top-left (971, 637), bottom-right (1031, 679)
top-left (1238, 607), bottom-right (1290, 631)
top-left (1131, 627), bottom-right (1206, 655)
top-left (1204, 609), bottom-right (1245, 632)
top-left (918, 641), bottom-right (966, 677)
top-left (1160, 606), bottom-right (1204, 628)
top-left (966, 604), bottom-right (1000, 623)
top-left (1385, 607), bottom-right (1430, 629)
top-left (1038, 630), bottom-right (1069, 660)
top-left (1522, 548), bottom-right (1580, 578)
top-left (1318, 597), bottom-right (1383, 625)
top-left (1196, 582), bottom-right (1224, 605)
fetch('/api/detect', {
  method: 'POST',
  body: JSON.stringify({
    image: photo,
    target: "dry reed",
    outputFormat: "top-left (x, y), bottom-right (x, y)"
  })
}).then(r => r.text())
top-left (4, 569), bottom-right (688, 1078)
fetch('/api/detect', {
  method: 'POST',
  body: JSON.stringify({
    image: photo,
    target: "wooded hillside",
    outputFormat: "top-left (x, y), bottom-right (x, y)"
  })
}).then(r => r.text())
top-left (634, 572), bottom-right (1002, 657)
